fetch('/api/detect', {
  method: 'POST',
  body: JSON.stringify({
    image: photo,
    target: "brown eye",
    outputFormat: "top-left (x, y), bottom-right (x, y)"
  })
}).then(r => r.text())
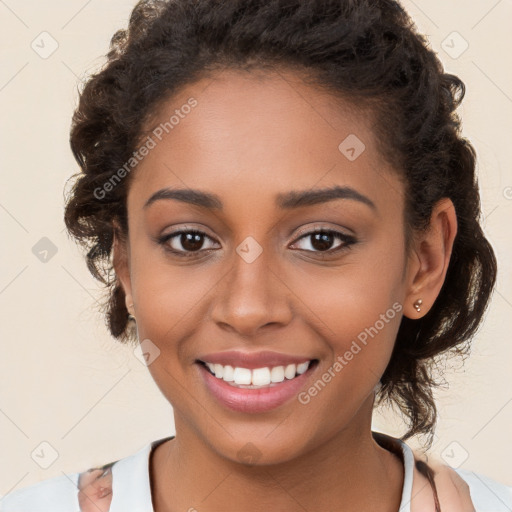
top-left (177, 232), bottom-right (205, 252)
top-left (291, 229), bottom-right (356, 254)
top-left (159, 229), bottom-right (219, 256)
top-left (310, 231), bottom-right (336, 251)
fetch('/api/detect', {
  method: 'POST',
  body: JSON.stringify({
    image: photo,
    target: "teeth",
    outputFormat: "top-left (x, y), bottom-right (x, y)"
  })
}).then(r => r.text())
top-left (270, 366), bottom-right (285, 383)
top-left (252, 367), bottom-right (271, 386)
top-left (203, 360), bottom-right (312, 387)
top-left (214, 364), bottom-right (224, 378)
top-left (233, 367), bottom-right (252, 385)
top-left (284, 364), bottom-right (296, 379)
top-left (297, 361), bottom-right (309, 374)
top-left (222, 365), bottom-right (234, 381)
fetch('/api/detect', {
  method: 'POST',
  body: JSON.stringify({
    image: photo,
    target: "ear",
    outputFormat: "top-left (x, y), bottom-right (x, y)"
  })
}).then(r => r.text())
top-left (112, 221), bottom-right (134, 317)
top-left (403, 198), bottom-right (458, 319)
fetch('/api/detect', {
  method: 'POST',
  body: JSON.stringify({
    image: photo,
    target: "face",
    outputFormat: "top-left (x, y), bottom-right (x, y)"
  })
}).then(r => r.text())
top-left (116, 68), bottom-right (416, 465)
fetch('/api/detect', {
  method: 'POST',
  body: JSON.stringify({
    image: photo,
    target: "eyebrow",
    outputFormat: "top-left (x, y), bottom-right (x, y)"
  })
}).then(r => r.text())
top-left (143, 185), bottom-right (377, 212)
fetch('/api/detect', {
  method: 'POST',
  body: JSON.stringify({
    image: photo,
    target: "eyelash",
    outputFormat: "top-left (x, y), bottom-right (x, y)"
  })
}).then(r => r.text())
top-left (157, 228), bottom-right (357, 258)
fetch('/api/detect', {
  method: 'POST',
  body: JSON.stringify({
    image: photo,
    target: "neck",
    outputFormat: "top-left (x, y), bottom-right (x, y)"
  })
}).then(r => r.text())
top-left (150, 407), bottom-right (404, 512)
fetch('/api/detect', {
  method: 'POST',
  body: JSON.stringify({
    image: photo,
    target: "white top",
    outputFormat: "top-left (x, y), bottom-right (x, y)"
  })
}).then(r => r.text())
top-left (1, 434), bottom-right (511, 511)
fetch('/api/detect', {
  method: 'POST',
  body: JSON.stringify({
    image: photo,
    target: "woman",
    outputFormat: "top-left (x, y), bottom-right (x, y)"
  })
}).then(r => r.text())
top-left (1, 0), bottom-right (510, 510)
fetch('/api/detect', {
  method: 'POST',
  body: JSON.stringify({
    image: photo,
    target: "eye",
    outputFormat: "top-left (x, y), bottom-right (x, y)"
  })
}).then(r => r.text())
top-left (157, 227), bottom-right (356, 258)
top-left (158, 229), bottom-right (219, 256)
top-left (290, 228), bottom-right (356, 254)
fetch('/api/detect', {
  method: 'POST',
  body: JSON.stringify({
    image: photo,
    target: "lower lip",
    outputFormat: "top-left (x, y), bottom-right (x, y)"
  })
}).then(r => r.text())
top-left (197, 362), bottom-right (316, 413)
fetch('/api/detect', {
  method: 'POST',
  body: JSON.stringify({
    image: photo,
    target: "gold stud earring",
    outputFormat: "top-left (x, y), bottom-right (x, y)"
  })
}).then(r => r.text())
top-left (413, 299), bottom-right (423, 312)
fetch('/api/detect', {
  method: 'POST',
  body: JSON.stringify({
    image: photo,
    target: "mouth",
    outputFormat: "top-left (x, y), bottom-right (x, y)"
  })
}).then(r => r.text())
top-left (195, 358), bottom-right (319, 413)
top-left (196, 359), bottom-right (319, 388)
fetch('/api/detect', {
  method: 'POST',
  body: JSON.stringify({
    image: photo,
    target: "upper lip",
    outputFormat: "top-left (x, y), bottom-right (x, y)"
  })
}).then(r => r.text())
top-left (196, 350), bottom-right (315, 370)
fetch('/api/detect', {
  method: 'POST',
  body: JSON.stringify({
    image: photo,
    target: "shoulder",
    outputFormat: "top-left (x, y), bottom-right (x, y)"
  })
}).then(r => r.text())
top-left (0, 472), bottom-right (80, 512)
top-left (453, 466), bottom-right (512, 512)
top-left (0, 462), bottom-right (115, 512)
top-left (411, 451), bottom-right (512, 512)
top-left (0, 437), bottom-right (164, 512)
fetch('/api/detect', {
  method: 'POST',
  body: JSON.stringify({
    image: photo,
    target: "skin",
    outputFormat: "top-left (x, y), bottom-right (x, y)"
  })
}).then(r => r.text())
top-left (113, 68), bottom-right (458, 511)
top-left (77, 467), bottom-right (112, 512)
top-left (410, 456), bottom-right (476, 511)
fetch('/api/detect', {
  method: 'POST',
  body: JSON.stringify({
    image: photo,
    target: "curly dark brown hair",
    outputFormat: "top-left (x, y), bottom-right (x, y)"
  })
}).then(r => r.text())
top-left (64, 0), bottom-right (497, 448)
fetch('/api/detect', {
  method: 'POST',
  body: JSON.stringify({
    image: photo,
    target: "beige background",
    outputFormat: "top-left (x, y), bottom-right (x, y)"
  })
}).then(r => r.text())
top-left (1, 0), bottom-right (511, 495)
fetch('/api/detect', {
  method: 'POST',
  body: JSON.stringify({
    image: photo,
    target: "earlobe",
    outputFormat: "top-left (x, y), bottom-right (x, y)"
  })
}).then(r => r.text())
top-left (403, 198), bottom-right (458, 319)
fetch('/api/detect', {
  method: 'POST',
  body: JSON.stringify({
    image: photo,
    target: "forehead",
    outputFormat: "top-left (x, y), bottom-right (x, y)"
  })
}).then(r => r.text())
top-left (129, 68), bottom-right (403, 215)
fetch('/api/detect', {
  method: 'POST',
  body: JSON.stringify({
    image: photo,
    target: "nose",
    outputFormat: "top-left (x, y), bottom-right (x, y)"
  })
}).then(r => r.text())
top-left (209, 244), bottom-right (294, 338)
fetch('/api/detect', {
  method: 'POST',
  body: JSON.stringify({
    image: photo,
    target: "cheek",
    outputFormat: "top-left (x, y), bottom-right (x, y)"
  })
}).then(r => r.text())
top-left (129, 263), bottom-right (212, 406)
top-left (297, 271), bottom-right (402, 383)
top-left (128, 256), bottom-right (221, 406)
top-left (291, 270), bottom-right (404, 429)
top-left (289, 241), bottom-right (405, 380)
top-left (131, 254), bottom-right (216, 338)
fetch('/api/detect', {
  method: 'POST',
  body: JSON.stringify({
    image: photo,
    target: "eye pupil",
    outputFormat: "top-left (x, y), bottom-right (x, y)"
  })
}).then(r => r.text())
top-left (311, 232), bottom-right (334, 251)
top-left (181, 232), bottom-right (204, 251)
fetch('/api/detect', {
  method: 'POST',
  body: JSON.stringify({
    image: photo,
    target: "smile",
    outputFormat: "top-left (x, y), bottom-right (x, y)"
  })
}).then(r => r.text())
top-left (196, 358), bottom-right (319, 413)
top-left (200, 360), bottom-right (313, 388)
